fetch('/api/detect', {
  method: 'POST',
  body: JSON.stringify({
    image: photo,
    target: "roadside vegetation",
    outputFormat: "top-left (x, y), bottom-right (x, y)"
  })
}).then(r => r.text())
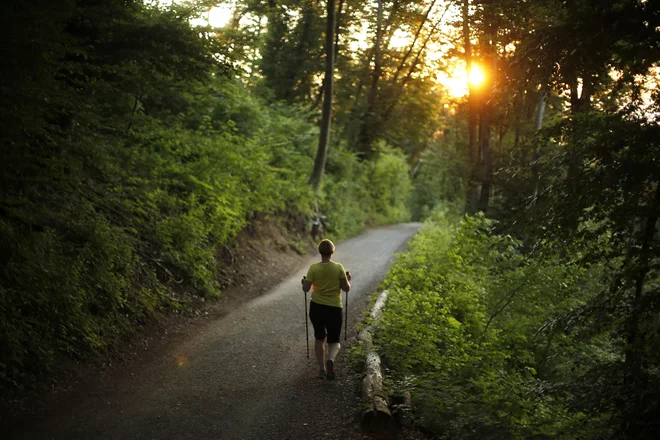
top-left (372, 0), bottom-right (660, 436)
top-left (378, 211), bottom-right (607, 438)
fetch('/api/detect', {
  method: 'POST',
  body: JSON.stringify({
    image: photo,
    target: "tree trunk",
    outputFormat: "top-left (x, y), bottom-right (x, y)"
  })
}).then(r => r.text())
top-left (477, 105), bottom-right (492, 213)
top-left (534, 89), bottom-right (546, 131)
top-left (565, 75), bottom-right (591, 227)
top-left (532, 89), bottom-right (546, 200)
top-left (334, 0), bottom-right (344, 60)
top-left (462, 0), bottom-right (479, 214)
top-left (308, 0), bottom-right (335, 191)
top-left (126, 94), bottom-right (141, 135)
top-left (356, 0), bottom-right (384, 157)
top-left (314, 0), bottom-right (345, 110)
top-left (381, 4), bottom-right (449, 123)
top-left (381, 0), bottom-right (402, 56)
top-left (359, 290), bottom-right (395, 437)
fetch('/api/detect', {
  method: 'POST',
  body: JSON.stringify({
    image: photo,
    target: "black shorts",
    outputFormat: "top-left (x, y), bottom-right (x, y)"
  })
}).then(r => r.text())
top-left (309, 301), bottom-right (343, 343)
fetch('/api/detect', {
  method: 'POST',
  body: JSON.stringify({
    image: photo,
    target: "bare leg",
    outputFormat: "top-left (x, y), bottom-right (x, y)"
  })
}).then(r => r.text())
top-left (328, 342), bottom-right (340, 361)
top-left (315, 338), bottom-right (326, 371)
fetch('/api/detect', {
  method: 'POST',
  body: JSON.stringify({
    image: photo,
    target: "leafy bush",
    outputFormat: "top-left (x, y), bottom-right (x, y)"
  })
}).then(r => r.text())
top-left (375, 210), bottom-right (610, 439)
top-left (409, 139), bottom-right (468, 221)
top-left (320, 142), bottom-right (412, 239)
top-left (362, 143), bottom-right (413, 226)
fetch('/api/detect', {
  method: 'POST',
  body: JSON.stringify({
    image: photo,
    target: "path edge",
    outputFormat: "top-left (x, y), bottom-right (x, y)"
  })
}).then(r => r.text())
top-left (359, 289), bottom-right (396, 437)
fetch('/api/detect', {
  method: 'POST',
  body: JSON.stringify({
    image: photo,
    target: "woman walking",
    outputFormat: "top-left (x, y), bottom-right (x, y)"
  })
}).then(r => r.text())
top-left (302, 239), bottom-right (351, 380)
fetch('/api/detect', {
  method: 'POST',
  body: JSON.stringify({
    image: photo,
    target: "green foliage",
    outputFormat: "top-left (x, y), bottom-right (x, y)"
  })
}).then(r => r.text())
top-left (0, 69), bottom-right (325, 391)
top-left (376, 210), bottom-right (609, 439)
top-left (409, 136), bottom-right (468, 221)
top-left (0, 0), bottom-right (417, 396)
top-left (498, 109), bottom-right (660, 439)
top-left (260, 0), bottom-right (325, 104)
top-left (320, 142), bottom-right (412, 239)
top-left (363, 143), bottom-right (413, 226)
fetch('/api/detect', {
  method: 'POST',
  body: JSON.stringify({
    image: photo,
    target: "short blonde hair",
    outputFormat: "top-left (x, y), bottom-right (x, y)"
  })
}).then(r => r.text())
top-left (318, 239), bottom-right (335, 256)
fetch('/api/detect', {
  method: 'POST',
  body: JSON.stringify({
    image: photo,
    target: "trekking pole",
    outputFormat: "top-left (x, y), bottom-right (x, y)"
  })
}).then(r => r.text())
top-left (344, 271), bottom-right (350, 341)
top-left (303, 276), bottom-right (309, 360)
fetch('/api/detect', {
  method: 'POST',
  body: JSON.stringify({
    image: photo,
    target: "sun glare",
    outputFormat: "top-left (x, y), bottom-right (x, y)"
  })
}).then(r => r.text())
top-left (436, 62), bottom-right (468, 98)
top-left (468, 65), bottom-right (486, 87)
top-left (208, 5), bottom-right (233, 28)
top-left (437, 62), bottom-right (490, 99)
top-left (389, 29), bottom-right (411, 49)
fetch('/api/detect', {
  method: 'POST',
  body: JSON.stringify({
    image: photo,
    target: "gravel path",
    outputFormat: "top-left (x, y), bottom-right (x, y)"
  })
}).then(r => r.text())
top-left (11, 224), bottom-right (420, 440)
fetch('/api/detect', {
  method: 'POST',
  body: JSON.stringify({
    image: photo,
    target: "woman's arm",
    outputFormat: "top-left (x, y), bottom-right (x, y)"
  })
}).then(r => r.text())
top-left (340, 272), bottom-right (351, 292)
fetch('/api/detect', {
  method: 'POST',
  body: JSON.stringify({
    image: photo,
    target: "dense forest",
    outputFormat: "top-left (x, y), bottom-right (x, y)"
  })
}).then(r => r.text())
top-left (2, 0), bottom-right (659, 438)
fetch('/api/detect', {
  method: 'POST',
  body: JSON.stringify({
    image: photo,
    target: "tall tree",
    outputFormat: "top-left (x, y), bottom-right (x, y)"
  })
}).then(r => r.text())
top-left (462, 0), bottom-right (479, 213)
top-left (309, 0), bottom-right (336, 191)
top-left (355, 0), bottom-right (384, 157)
top-left (260, 0), bottom-right (324, 103)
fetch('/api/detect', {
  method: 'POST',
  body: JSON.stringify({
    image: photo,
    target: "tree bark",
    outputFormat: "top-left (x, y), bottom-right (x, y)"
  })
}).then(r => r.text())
top-left (565, 74), bottom-right (592, 227)
top-left (314, 0), bottom-right (345, 109)
top-left (359, 290), bottom-right (395, 437)
top-left (126, 94), bottom-right (141, 135)
top-left (308, 0), bottom-right (335, 191)
top-left (532, 88), bottom-right (547, 200)
top-left (355, 0), bottom-right (384, 157)
top-left (463, 0), bottom-right (479, 214)
top-left (381, 0), bottom-right (402, 56)
top-left (534, 89), bottom-right (546, 130)
top-left (477, 104), bottom-right (492, 212)
top-left (334, 0), bottom-right (344, 60)
top-left (476, 17), bottom-right (495, 214)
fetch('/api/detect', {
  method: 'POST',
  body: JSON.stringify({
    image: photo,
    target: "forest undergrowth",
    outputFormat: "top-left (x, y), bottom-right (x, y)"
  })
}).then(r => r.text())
top-left (375, 209), bottom-right (633, 439)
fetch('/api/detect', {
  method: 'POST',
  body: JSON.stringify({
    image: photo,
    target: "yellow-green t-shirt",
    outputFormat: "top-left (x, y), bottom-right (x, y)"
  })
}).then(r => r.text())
top-left (306, 261), bottom-right (346, 308)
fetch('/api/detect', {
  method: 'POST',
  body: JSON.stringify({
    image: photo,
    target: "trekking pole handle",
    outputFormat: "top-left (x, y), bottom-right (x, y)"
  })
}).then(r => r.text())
top-left (344, 272), bottom-right (349, 341)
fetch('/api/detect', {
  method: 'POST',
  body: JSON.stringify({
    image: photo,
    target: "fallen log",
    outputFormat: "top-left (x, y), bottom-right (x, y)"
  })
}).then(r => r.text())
top-left (359, 290), bottom-right (395, 438)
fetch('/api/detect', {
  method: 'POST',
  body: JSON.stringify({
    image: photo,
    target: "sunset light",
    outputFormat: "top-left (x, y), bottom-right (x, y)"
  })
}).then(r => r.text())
top-left (437, 62), bottom-right (477, 98)
top-left (468, 64), bottom-right (486, 87)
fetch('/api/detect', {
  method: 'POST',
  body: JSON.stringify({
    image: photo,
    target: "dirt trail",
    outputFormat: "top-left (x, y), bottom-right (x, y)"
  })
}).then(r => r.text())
top-left (9, 224), bottom-right (420, 440)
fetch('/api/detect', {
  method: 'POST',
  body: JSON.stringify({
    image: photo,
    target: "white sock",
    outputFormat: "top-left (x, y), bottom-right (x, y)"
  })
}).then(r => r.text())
top-left (328, 343), bottom-right (341, 362)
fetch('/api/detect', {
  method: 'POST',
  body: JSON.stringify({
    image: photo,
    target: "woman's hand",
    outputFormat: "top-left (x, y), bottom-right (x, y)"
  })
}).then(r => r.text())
top-left (341, 272), bottom-right (351, 293)
top-left (302, 276), bottom-right (312, 293)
